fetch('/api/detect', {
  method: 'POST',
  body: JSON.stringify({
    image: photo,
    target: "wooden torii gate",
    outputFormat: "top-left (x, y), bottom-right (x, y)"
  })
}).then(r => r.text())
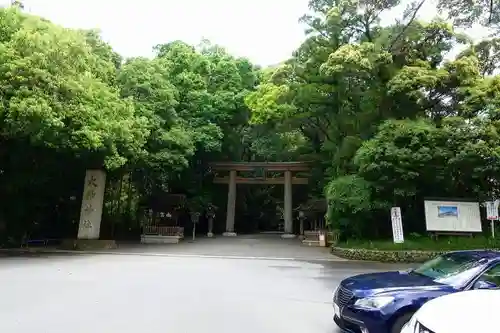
top-left (209, 162), bottom-right (309, 238)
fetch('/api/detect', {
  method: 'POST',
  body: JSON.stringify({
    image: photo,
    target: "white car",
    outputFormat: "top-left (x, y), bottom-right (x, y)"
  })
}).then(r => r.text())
top-left (401, 289), bottom-right (499, 333)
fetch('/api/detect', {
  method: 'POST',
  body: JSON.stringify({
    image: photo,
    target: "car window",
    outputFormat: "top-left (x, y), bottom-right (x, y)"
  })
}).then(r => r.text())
top-left (413, 253), bottom-right (479, 279)
top-left (476, 265), bottom-right (500, 287)
top-left (411, 253), bottom-right (485, 287)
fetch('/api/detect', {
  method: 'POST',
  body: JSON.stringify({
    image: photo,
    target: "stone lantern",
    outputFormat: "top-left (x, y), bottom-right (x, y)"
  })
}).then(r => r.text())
top-left (190, 211), bottom-right (201, 241)
top-left (298, 210), bottom-right (306, 240)
top-left (206, 204), bottom-right (217, 237)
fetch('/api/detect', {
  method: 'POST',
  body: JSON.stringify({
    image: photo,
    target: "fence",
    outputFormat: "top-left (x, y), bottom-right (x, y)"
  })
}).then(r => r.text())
top-left (142, 225), bottom-right (184, 237)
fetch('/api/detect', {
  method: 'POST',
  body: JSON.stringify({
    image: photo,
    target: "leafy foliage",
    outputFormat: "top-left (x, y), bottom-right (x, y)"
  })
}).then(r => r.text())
top-left (0, 7), bottom-right (148, 169)
top-left (244, 0), bottom-right (500, 238)
top-left (1, 1), bottom-right (500, 241)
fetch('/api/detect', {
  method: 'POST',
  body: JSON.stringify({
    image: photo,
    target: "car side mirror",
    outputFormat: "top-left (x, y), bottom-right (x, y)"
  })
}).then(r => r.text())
top-left (473, 280), bottom-right (497, 290)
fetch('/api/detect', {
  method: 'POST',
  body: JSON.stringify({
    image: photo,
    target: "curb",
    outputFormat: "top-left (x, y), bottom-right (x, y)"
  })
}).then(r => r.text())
top-left (0, 248), bottom-right (348, 263)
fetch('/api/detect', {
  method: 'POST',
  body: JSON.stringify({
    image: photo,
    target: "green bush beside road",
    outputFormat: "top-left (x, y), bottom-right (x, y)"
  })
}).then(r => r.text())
top-left (333, 237), bottom-right (500, 262)
top-left (332, 247), bottom-right (444, 263)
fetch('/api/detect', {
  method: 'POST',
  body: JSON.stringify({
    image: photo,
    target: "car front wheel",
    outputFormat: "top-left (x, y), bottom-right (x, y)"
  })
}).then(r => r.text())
top-left (391, 312), bottom-right (414, 333)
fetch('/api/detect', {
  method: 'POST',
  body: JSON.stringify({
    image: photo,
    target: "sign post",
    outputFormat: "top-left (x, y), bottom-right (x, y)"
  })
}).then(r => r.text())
top-left (391, 207), bottom-right (404, 244)
top-left (485, 200), bottom-right (499, 238)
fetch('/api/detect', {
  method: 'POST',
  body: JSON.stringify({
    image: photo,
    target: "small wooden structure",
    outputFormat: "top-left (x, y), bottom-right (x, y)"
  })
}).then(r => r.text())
top-left (140, 194), bottom-right (185, 244)
top-left (297, 199), bottom-right (334, 247)
top-left (210, 162), bottom-right (309, 237)
top-left (299, 199), bottom-right (328, 230)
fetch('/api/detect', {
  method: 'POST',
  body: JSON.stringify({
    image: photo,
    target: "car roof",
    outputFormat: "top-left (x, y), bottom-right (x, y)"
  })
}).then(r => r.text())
top-left (448, 249), bottom-right (500, 261)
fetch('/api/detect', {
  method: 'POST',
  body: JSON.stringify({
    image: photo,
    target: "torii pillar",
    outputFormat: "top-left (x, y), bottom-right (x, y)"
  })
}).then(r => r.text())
top-left (223, 170), bottom-right (237, 236)
top-left (281, 170), bottom-right (295, 238)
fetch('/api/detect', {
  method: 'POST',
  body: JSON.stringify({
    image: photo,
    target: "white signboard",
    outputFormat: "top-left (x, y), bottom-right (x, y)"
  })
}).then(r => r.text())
top-left (486, 200), bottom-right (500, 220)
top-left (77, 170), bottom-right (106, 240)
top-left (391, 207), bottom-right (404, 243)
top-left (485, 200), bottom-right (499, 238)
top-left (424, 200), bottom-right (482, 232)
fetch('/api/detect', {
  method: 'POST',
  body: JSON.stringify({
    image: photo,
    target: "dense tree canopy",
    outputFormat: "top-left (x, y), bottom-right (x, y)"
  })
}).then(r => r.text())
top-left (245, 0), bottom-right (500, 238)
top-left (0, 0), bottom-right (499, 241)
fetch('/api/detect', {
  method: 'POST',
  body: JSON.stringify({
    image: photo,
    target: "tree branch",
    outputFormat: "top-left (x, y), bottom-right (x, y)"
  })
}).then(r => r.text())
top-left (389, 0), bottom-right (427, 51)
top-left (488, 0), bottom-right (494, 24)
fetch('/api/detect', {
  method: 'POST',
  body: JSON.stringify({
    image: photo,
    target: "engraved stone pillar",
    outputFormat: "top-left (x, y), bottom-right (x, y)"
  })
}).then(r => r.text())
top-left (77, 170), bottom-right (106, 240)
top-left (281, 170), bottom-right (295, 238)
top-left (223, 170), bottom-right (237, 236)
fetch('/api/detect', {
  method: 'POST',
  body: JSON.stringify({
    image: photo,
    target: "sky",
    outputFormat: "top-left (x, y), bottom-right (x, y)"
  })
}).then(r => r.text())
top-left (6, 0), bottom-right (310, 66)
top-left (0, 0), bottom-right (493, 66)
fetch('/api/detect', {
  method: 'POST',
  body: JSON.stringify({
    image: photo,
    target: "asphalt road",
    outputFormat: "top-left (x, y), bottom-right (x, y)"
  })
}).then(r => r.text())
top-left (0, 253), bottom-right (412, 333)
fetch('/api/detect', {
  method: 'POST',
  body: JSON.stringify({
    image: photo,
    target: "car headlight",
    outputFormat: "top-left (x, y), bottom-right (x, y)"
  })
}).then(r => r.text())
top-left (354, 296), bottom-right (395, 309)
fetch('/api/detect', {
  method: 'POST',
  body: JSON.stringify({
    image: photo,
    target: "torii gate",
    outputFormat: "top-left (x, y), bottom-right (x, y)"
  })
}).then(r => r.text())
top-left (210, 162), bottom-right (309, 238)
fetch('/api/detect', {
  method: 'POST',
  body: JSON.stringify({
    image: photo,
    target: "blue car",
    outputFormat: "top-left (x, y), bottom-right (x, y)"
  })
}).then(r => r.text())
top-left (333, 250), bottom-right (500, 333)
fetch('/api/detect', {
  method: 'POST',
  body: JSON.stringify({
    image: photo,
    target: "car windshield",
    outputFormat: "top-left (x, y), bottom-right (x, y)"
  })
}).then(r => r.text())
top-left (412, 253), bottom-right (485, 287)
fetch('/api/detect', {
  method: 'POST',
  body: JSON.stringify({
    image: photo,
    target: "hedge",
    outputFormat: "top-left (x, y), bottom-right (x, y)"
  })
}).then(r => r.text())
top-left (332, 246), bottom-right (444, 263)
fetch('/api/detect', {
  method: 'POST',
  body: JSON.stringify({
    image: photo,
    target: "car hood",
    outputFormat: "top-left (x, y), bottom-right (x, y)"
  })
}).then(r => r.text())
top-left (341, 271), bottom-right (450, 297)
top-left (416, 290), bottom-right (500, 333)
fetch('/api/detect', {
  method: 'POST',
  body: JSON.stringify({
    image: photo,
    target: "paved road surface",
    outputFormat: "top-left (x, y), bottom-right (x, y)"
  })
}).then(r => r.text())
top-left (115, 234), bottom-right (342, 261)
top-left (0, 252), bottom-right (412, 333)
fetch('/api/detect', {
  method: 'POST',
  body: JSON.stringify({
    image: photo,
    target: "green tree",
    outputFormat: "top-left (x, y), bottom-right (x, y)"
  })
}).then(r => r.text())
top-left (0, 7), bottom-right (148, 169)
top-left (0, 7), bottom-right (148, 239)
top-left (245, 0), bottom-right (500, 238)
